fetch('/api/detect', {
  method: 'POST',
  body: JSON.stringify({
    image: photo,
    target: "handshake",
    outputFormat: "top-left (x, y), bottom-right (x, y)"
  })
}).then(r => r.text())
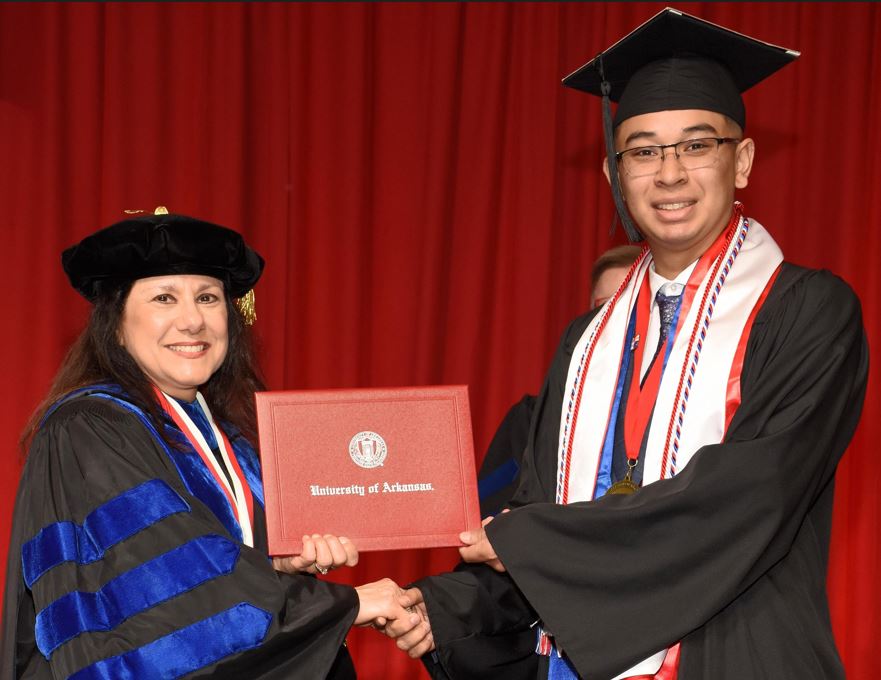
top-left (272, 520), bottom-right (506, 660)
top-left (272, 533), bottom-right (437, 659)
top-left (353, 578), bottom-right (434, 659)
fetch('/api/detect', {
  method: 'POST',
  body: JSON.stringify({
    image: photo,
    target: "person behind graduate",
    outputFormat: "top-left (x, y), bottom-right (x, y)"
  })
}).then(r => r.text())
top-left (382, 9), bottom-right (869, 680)
top-left (0, 210), bottom-right (428, 679)
top-left (478, 245), bottom-right (641, 518)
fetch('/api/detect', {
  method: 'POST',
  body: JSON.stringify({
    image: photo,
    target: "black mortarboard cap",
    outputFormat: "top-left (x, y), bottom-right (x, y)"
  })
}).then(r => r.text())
top-left (62, 211), bottom-right (265, 301)
top-left (561, 7), bottom-right (799, 241)
top-left (563, 7), bottom-right (799, 129)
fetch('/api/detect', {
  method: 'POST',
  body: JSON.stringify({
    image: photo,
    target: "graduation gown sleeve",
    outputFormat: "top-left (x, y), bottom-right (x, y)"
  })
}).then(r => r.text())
top-left (1, 396), bottom-right (358, 680)
top-left (418, 265), bottom-right (868, 680)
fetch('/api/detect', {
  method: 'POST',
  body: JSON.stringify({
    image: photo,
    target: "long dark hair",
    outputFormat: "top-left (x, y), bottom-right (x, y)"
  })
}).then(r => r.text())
top-left (20, 282), bottom-right (265, 454)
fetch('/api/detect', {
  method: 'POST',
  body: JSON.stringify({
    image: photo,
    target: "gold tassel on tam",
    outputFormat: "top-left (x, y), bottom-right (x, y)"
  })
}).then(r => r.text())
top-left (236, 289), bottom-right (257, 326)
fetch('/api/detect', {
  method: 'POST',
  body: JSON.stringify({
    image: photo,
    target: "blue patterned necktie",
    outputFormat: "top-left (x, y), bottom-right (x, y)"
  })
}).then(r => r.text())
top-left (654, 285), bottom-right (682, 356)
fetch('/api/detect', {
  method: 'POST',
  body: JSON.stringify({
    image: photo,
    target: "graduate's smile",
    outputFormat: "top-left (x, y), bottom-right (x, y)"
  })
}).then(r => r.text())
top-left (610, 109), bottom-right (754, 276)
top-left (651, 199), bottom-right (697, 222)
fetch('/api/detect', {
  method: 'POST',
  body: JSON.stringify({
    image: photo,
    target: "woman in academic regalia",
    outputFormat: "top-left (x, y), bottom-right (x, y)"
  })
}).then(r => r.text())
top-left (1, 210), bottom-right (420, 679)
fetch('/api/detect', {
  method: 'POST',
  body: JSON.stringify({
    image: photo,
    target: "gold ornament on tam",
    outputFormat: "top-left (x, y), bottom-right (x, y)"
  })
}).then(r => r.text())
top-left (122, 206), bottom-right (169, 215)
top-left (236, 289), bottom-right (257, 326)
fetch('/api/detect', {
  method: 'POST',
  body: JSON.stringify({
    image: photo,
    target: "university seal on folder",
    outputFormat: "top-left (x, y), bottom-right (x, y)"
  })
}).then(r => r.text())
top-left (255, 385), bottom-right (481, 554)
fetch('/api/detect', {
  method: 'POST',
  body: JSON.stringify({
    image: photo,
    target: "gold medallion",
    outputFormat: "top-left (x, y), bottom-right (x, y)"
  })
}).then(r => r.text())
top-left (606, 457), bottom-right (640, 495)
top-left (606, 478), bottom-right (639, 495)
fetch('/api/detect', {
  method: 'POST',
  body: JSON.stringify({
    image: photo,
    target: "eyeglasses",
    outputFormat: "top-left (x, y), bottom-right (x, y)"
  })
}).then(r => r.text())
top-left (615, 137), bottom-right (741, 178)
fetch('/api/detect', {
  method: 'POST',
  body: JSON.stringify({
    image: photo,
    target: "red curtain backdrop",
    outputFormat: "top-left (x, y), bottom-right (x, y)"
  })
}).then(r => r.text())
top-left (1, 3), bottom-right (878, 678)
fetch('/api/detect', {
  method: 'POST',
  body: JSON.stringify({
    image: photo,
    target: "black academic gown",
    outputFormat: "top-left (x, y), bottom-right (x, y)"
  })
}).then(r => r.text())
top-left (1, 390), bottom-right (358, 680)
top-left (477, 394), bottom-right (536, 518)
top-left (415, 264), bottom-right (869, 680)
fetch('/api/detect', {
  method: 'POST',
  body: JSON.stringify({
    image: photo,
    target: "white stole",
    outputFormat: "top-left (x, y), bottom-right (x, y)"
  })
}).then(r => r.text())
top-left (559, 215), bottom-right (783, 501)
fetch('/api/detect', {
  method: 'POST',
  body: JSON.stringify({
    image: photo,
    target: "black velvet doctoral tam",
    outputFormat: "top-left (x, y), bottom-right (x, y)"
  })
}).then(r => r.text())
top-left (62, 213), bottom-right (265, 301)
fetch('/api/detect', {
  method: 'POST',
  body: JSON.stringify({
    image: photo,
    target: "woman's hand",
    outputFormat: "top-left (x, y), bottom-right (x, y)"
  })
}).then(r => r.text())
top-left (354, 578), bottom-right (433, 656)
top-left (354, 578), bottom-right (413, 625)
top-left (272, 534), bottom-right (359, 575)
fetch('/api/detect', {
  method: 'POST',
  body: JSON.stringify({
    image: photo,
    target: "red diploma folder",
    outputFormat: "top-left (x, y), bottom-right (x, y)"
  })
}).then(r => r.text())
top-left (256, 385), bottom-right (481, 555)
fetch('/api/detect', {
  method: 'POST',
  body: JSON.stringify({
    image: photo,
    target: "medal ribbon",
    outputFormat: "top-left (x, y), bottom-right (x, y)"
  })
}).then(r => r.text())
top-left (623, 210), bottom-right (740, 467)
top-left (154, 387), bottom-right (254, 546)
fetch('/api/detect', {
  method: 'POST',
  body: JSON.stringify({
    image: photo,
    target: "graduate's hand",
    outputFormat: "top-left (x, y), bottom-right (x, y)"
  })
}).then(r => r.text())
top-left (272, 534), bottom-right (359, 575)
top-left (383, 587), bottom-right (435, 658)
top-left (459, 513), bottom-right (507, 572)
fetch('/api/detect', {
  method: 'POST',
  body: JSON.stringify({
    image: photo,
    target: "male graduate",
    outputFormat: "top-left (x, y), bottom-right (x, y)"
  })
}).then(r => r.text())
top-left (387, 8), bottom-right (869, 680)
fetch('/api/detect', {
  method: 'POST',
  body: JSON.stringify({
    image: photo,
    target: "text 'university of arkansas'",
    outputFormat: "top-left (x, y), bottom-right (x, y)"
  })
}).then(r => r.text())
top-left (309, 482), bottom-right (436, 497)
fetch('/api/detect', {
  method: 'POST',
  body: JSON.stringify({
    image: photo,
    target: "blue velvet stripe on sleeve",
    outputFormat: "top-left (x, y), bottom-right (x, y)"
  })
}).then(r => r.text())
top-left (22, 479), bottom-right (190, 589)
top-left (231, 435), bottom-right (265, 508)
top-left (35, 535), bottom-right (240, 658)
top-left (68, 602), bottom-right (272, 680)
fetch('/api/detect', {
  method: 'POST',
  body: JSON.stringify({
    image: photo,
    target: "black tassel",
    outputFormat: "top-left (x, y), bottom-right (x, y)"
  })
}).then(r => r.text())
top-left (599, 68), bottom-right (642, 243)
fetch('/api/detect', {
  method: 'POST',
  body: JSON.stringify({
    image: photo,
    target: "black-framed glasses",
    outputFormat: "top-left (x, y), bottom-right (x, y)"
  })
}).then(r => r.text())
top-left (615, 137), bottom-right (741, 177)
